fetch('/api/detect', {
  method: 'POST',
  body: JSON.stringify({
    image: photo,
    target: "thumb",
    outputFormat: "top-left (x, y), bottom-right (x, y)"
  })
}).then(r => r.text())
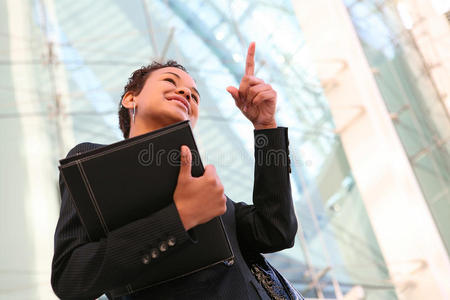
top-left (178, 145), bottom-right (192, 179)
top-left (226, 86), bottom-right (239, 102)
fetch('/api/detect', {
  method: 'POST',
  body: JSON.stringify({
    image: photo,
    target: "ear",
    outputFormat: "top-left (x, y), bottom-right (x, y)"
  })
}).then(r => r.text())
top-left (121, 91), bottom-right (136, 109)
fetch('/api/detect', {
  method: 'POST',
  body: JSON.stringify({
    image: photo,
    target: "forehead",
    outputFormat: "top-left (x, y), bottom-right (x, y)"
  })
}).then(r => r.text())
top-left (149, 67), bottom-right (196, 86)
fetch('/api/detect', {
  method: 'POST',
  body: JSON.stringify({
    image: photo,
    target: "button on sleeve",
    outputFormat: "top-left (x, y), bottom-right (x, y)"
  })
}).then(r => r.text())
top-left (150, 248), bottom-right (159, 259)
top-left (168, 236), bottom-right (176, 247)
top-left (141, 254), bottom-right (150, 265)
top-left (159, 241), bottom-right (168, 252)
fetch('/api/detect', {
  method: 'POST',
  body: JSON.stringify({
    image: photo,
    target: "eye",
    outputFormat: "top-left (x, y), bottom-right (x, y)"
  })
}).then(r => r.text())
top-left (192, 94), bottom-right (199, 103)
top-left (163, 78), bottom-right (176, 85)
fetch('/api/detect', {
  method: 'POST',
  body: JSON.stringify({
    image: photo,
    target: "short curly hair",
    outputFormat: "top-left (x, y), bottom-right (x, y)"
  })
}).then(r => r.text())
top-left (118, 60), bottom-right (187, 139)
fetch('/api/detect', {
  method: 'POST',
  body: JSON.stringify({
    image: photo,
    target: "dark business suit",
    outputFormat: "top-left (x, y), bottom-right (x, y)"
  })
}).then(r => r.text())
top-left (51, 127), bottom-right (297, 299)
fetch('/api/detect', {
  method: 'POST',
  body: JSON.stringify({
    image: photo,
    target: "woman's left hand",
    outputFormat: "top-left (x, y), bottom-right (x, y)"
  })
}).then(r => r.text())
top-left (226, 42), bottom-right (277, 130)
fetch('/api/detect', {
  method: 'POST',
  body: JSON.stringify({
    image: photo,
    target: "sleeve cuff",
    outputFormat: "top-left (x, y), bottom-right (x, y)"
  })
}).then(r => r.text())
top-left (253, 126), bottom-right (291, 173)
top-left (151, 203), bottom-right (197, 245)
top-left (107, 202), bottom-right (195, 269)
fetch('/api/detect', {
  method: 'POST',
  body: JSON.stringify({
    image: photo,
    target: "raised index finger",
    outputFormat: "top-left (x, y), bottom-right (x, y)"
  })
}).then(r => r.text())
top-left (245, 42), bottom-right (255, 76)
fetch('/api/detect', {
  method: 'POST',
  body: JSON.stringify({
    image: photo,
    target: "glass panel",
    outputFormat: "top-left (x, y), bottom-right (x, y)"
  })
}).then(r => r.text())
top-left (345, 0), bottom-right (450, 256)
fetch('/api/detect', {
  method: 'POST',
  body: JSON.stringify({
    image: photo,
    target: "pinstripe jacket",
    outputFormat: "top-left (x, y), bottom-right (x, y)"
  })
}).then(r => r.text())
top-left (51, 127), bottom-right (297, 299)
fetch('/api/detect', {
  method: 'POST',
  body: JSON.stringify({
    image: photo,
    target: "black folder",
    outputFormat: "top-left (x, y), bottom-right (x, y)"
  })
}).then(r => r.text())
top-left (58, 120), bottom-right (234, 296)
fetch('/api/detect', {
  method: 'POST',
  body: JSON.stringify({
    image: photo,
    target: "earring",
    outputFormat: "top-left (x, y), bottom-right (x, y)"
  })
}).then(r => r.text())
top-left (132, 102), bottom-right (136, 124)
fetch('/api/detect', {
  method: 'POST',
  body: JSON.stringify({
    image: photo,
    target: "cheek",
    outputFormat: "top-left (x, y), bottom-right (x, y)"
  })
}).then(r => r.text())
top-left (191, 104), bottom-right (199, 118)
top-left (136, 85), bottom-right (165, 108)
top-left (137, 99), bottom-right (152, 113)
top-left (137, 94), bottom-right (163, 112)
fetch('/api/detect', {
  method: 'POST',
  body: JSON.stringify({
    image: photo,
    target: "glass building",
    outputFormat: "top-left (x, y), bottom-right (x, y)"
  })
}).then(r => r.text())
top-left (344, 0), bottom-right (450, 255)
top-left (1, 0), bottom-right (448, 299)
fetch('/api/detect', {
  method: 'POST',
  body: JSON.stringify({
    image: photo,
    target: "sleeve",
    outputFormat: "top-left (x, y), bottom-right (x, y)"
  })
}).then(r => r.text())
top-left (51, 143), bottom-right (194, 300)
top-left (234, 127), bottom-right (298, 255)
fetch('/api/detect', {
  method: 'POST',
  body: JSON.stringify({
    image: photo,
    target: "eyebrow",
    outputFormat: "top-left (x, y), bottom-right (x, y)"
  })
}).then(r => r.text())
top-left (162, 72), bottom-right (201, 99)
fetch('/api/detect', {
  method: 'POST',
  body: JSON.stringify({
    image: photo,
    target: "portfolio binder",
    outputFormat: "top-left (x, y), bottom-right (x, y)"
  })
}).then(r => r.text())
top-left (58, 120), bottom-right (234, 296)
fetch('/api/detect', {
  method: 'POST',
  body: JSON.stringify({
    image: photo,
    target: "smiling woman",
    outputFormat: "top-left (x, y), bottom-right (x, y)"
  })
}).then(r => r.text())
top-left (117, 61), bottom-right (198, 139)
top-left (51, 43), bottom-right (301, 300)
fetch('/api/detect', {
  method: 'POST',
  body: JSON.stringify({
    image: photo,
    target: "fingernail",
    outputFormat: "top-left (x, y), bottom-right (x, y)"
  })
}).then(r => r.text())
top-left (182, 147), bottom-right (187, 164)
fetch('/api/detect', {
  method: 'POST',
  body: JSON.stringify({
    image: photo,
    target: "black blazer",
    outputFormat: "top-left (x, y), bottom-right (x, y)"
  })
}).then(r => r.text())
top-left (51, 127), bottom-right (297, 299)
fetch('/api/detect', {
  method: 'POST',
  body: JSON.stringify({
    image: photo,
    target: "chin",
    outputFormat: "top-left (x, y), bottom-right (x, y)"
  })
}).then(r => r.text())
top-left (149, 107), bottom-right (194, 128)
top-left (161, 112), bottom-right (189, 126)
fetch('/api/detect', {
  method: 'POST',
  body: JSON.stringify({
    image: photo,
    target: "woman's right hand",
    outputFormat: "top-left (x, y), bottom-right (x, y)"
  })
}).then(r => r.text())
top-left (173, 145), bottom-right (227, 231)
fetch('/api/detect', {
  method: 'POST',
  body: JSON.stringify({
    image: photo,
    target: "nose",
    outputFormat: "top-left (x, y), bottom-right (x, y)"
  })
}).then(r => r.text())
top-left (176, 87), bottom-right (191, 101)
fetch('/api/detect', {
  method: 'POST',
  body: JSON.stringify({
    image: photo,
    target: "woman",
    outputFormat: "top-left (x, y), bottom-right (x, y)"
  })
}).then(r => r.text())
top-left (51, 43), bottom-right (298, 299)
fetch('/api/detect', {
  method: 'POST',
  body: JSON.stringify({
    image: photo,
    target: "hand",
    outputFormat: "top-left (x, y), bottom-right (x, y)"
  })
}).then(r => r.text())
top-left (226, 42), bottom-right (277, 130)
top-left (173, 145), bottom-right (227, 231)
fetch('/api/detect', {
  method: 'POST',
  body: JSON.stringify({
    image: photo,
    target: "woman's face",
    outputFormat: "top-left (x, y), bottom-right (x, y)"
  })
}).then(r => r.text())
top-left (131, 66), bottom-right (200, 130)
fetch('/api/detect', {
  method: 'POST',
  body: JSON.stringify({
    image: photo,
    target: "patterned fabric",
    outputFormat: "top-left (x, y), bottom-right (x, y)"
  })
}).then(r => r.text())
top-left (249, 254), bottom-right (304, 300)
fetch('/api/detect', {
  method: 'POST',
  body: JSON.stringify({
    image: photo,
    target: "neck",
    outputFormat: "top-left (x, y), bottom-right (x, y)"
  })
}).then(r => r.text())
top-left (129, 117), bottom-right (183, 138)
top-left (128, 119), bottom-right (163, 138)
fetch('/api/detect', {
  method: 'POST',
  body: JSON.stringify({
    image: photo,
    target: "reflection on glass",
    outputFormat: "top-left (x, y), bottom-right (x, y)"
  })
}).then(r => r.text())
top-left (345, 0), bottom-right (450, 257)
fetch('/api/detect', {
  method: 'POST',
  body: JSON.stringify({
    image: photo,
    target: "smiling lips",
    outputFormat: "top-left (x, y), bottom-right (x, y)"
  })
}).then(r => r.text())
top-left (166, 95), bottom-right (190, 113)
